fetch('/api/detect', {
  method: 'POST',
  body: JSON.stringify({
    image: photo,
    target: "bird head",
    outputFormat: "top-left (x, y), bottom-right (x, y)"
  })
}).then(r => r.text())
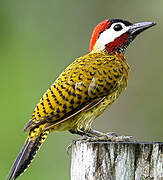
top-left (89, 19), bottom-right (156, 54)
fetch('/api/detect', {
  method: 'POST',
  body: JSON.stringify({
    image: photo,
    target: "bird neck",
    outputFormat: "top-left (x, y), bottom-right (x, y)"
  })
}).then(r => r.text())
top-left (114, 52), bottom-right (127, 62)
top-left (91, 32), bottom-right (131, 55)
top-left (90, 47), bottom-right (127, 63)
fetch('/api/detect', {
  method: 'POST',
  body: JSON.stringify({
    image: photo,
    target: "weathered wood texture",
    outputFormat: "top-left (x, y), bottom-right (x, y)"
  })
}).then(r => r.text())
top-left (71, 141), bottom-right (163, 180)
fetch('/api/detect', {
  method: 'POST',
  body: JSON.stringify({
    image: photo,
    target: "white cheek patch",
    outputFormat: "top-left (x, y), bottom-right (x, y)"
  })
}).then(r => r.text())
top-left (96, 23), bottom-right (131, 50)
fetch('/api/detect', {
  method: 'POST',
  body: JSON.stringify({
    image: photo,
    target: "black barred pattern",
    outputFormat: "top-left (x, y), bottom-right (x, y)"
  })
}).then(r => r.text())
top-left (7, 130), bottom-right (49, 180)
top-left (29, 51), bottom-right (129, 129)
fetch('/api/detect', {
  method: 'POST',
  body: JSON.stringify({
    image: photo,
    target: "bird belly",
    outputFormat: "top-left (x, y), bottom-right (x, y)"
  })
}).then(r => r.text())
top-left (53, 85), bottom-right (125, 132)
top-left (74, 89), bottom-right (122, 131)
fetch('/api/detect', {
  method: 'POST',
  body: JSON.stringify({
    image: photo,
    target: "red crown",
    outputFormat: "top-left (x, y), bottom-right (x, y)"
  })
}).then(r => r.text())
top-left (89, 20), bottom-right (111, 51)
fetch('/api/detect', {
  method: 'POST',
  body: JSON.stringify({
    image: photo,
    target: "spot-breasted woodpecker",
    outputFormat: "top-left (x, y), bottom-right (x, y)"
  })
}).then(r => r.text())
top-left (7, 19), bottom-right (156, 179)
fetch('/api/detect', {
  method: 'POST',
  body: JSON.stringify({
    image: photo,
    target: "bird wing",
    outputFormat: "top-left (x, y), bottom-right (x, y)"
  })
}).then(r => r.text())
top-left (24, 52), bottom-right (129, 132)
top-left (42, 97), bottom-right (105, 130)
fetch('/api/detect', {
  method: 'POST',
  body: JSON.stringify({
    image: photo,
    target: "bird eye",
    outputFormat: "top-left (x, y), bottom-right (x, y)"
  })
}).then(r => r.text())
top-left (113, 24), bottom-right (123, 31)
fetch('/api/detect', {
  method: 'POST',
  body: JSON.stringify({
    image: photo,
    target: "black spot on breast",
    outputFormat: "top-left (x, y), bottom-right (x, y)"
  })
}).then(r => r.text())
top-left (85, 91), bottom-right (88, 95)
top-left (76, 87), bottom-right (82, 92)
top-left (90, 72), bottom-right (95, 76)
top-left (50, 112), bottom-right (54, 116)
top-left (70, 99), bottom-right (74, 104)
top-left (77, 101), bottom-right (81, 104)
top-left (62, 109), bottom-right (67, 114)
top-left (85, 96), bottom-right (89, 100)
top-left (72, 92), bottom-right (76, 97)
top-left (43, 110), bottom-right (47, 114)
top-left (90, 90), bottom-right (96, 96)
top-left (46, 98), bottom-right (50, 102)
top-left (49, 105), bottom-right (54, 110)
top-left (106, 82), bottom-right (111, 86)
top-left (61, 94), bottom-right (66, 100)
top-left (65, 82), bottom-right (70, 86)
top-left (69, 105), bottom-right (74, 110)
top-left (77, 94), bottom-right (82, 100)
top-left (55, 98), bottom-right (61, 105)
top-left (60, 85), bottom-right (65, 89)
top-left (103, 70), bottom-right (107, 75)
top-left (78, 74), bottom-right (83, 80)
top-left (56, 108), bottom-right (60, 113)
top-left (108, 76), bottom-right (112, 81)
top-left (98, 79), bottom-right (103, 82)
top-left (65, 89), bottom-right (71, 95)
top-left (70, 79), bottom-right (75, 82)
top-left (98, 84), bottom-right (104, 87)
top-left (72, 84), bottom-right (76, 90)
top-left (52, 94), bottom-right (56, 98)
top-left (41, 102), bottom-right (44, 106)
top-left (113, 68), bottom-right (117, 73)
top-left (114, 74), bottom-right (119, 79)
top-left (63, 104), bottom-right (67, 109)
top-left (97, 70), bottom-right (102, 75)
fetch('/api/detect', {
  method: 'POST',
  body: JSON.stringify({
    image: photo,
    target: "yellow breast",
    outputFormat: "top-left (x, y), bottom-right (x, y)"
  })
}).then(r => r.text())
top-left (25, 51), bottom-right (130, 132)
top-left (53, 70), bottom-right (129, 132)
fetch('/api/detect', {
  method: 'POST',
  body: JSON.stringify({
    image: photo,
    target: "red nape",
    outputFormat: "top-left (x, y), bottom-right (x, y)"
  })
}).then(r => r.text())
top-left (105, 33), bottom-right (130, 54)
top-left (89, 20), bottom-right (111, 51)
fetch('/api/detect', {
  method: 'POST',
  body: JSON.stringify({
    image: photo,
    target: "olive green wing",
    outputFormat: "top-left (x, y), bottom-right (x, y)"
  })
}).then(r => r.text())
top-left (24, 52), bottom-right (128, 132)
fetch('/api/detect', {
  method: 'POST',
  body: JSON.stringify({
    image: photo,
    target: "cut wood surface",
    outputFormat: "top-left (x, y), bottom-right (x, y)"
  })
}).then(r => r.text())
top-left (71, 140), bottom-right (163, 180)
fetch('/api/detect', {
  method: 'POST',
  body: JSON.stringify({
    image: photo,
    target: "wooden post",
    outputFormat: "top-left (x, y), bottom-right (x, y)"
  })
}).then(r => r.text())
top-left (71, 140), bottom-right (163, 180)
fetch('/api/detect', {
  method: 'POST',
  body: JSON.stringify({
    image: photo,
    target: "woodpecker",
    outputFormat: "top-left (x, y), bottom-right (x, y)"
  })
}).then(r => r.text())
top-left (7, 19), bottom-right (156, 179)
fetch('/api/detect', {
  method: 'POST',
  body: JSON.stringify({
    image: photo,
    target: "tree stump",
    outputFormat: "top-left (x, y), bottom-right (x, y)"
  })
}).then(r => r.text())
top-left (71, 140), bottom-right (163, 180)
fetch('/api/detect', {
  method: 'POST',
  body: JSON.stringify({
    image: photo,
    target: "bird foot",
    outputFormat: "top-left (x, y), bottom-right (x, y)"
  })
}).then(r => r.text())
top-left (79, 132), bottom-right (136, 142)
top-left (107, 135), bottom-right (136, 142)
top-left (66, 142), bottom-right (74, 155)
top-left (66, 135), bottom-right (89, 155)
top-left (66, 133), bottom-right (136, 154)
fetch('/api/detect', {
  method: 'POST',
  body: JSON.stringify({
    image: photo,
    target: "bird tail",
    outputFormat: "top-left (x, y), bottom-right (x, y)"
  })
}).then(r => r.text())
top-left (7, 129), bottom-right (49, 180)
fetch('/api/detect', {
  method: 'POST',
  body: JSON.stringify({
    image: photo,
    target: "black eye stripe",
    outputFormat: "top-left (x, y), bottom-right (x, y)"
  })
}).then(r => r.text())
top-left (98, 19), bottom-right (132, 37)
top-left (109, 19), bottom-right (133, 26)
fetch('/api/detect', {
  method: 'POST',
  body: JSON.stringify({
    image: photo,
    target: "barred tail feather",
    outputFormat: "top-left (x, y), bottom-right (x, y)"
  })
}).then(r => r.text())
top-left (7, 131), bottom-right (49, 180)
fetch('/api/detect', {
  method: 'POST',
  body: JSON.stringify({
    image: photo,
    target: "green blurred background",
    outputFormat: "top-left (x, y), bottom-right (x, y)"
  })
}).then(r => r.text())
top-left (1, 0), bottom-right (163, 179)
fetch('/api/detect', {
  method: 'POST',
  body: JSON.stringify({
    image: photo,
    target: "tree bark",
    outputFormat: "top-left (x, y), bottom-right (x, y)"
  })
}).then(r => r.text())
top-left (71, 140), bottom-right (163, 180)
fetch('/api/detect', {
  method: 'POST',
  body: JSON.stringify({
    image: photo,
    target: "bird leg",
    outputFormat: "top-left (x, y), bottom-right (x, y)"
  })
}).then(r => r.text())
top-left (67, 128), bottom-right (136, 154)
top-left (85, 129), bottom-right (136, 142)
top-left (69, 129), bottom-right (92, 138)
top-left (69, 128), bottom-right (136, 142)
top-left (67, 129), bottom-right (92, 154)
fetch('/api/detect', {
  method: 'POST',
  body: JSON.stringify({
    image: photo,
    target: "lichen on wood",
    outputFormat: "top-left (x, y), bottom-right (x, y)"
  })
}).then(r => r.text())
top-left (71, 140), bottom-right (163, 180)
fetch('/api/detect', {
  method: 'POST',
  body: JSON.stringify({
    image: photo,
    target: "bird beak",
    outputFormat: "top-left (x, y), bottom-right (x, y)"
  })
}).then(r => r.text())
top-left (129, 22), bottom-right (156, 36)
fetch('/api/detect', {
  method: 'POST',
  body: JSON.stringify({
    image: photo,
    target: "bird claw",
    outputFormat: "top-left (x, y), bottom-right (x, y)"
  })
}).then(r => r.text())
top-left (66, 135), bottom-right (89, 155)
top-left (109, 135), bottom-right (137, 142)
top-left (66, 133), bottom-right (136, 154)
top-left (80, 132), bottom-right (136, 142)
top-left (66, 143), bottom-right (73, 155)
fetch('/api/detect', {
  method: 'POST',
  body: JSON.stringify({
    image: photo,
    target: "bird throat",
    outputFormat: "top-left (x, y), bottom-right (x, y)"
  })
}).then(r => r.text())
top-left (105, 33), bottom-right (130, 54)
